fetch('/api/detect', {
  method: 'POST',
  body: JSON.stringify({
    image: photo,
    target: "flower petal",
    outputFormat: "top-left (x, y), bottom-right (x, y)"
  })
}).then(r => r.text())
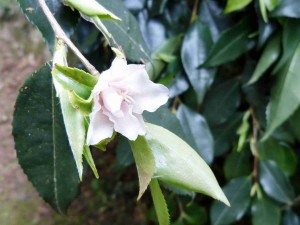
top-left (102, 87), bottom-right (123, 114)
top-left (86, 111), bottom-right (114, 145)
top-left (110, 58), bottom-right (128, 81)
top-left (108, 102), bottom-right (146, 140)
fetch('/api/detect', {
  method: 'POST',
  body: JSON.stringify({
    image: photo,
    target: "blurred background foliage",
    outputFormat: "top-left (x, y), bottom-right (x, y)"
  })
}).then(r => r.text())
top-left (6, 0), bottom-right (300, 224)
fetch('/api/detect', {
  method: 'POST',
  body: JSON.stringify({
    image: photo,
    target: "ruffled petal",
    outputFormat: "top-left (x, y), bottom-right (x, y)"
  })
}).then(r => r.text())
top-left (86, 111), bottom-right (114, 145)
top-left (102, 87), bottom-right (123, 114)
top-left (108, 102), bottom-right (146, 140)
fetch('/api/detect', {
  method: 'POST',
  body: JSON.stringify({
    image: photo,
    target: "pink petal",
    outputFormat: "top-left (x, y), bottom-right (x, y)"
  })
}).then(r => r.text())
top-left (86, 111), bottom-right (114, 145)
top-left (108, 102), bottom-right (146, 140)
top-left (110, 58), bottom-right (128, 81)
top-left (102, 87), bottom-right (123, 114)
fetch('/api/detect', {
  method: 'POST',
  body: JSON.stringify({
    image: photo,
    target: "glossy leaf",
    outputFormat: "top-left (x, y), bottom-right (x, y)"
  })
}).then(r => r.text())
top-left (264, 43), bottom-right (300, 139)
top-left (181, 19), bottom-right (216, 104)
top-left (273, 19), bottom-right (300, 74)
top-left (203, 78), bottom-right (241, 126)
top-left (12, 64), bottom-right (79, 213)
top-left (145, 123), bottom-right (229, 206)
top-left (224, 150), bottom-right (252, 180)
top-left (17, 0), bottom-right (79, 51)
top-left (65, 0), bottom-right (121, 20)
top-left (95, 0), bottom-right (151, 63)
top-left (210, 177), bottom-right (251, 225)
top-left (251, 196), bottom-right (281, 225)
top-left (177, 105), bottom-right (214, 164)
top-left (130, 136), bottom-right (155, 200)
top-left (264, 0), bottom-right (279, 11)
top-left (150, 179), bottom-right (170, 225)
top-left (203, 17), bottom-right (254, 67)
top-left (248, 33), bottom-right (281, 84)
top-left (259, 138), bottom-right (298, 176)
top-left (283, 210), bottom-right (300, 225)
top-left (259, 160), bottom-right (295, 204)
top-left (212, 113), bottom-right (243, 156)
top-left (199, 0), bottom-right (233, 42)
top-left (224, 0), bottom-right (252, 14)
top-left (271, 0), bottom-right (300, 18)
top-left (115, 136), bottom-right (134, 168)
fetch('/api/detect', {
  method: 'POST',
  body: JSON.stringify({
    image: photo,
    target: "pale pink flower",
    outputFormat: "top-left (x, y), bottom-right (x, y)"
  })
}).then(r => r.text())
top-left (86, 58), bottom-right (169, 145)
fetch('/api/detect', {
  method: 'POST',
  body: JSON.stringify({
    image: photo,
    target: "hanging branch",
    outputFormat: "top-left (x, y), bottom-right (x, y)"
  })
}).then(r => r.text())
top-left (37, 0), bottom-right (100, 76)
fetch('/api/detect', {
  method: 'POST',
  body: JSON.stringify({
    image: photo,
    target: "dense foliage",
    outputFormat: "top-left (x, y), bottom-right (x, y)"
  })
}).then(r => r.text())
top-left (13, 0), bottom-right (300, 224)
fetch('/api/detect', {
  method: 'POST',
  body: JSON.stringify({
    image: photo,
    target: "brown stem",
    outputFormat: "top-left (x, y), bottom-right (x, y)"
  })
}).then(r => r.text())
top-left (190, 0), bottom-right (200, 23)
top-left (250, 108), bottom-right (260, 183)
top-left (37, 0), bottom-right (100, 76)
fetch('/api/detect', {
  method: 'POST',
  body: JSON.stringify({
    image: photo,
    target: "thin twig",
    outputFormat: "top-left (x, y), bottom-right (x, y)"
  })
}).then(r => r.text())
top-left (250, 108), bottom-right (260, 183)
top-left (190, 0), bottom-right (200, 23)
top-left (37, 0), bottom-right (100, 76)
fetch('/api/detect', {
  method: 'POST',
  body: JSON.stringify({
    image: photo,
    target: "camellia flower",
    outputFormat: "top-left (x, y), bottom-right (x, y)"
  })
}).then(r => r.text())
top-left (86, 58), bottom-right (169, 145)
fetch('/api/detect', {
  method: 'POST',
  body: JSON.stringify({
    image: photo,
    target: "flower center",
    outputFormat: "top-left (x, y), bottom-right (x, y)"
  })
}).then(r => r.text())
top-left (119, 90), bottom-right (135, 104)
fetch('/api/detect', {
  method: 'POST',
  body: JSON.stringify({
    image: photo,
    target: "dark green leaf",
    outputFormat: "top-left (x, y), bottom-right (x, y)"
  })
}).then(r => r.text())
top-left (149, 179), bottom-right (170, 225)
top-left (199, 0), bottom-right (233, 42)
top-left (203, 17), bottom-right (255, 67)
top-left (264, 42), bottom-right (300, 139)
top-left (289, 107), bottom-right (300, 141)
top-left (12, 64), bottom-right (79, 213)
top-left (251, 196), bottom-right (281, 225)
top-left (273, 19), bottom-right (300, 74)
top-left (224, 150), bottom-right (252, 180)
top-left (258, 20), bottom-right (277, 49)
top-left (271, 0), bottom-right (300, 18)
top-left (181, 20), bottom-right (216, 104)
top-left (283, 210), bottom-right (300, 225)
top-left (210, 177), bottom-right (251, 225)
top-left (184, 204), bottom-right (207, 225)
top-left (211, 113), bottom-right (243, 156)
top-left (115, 136), bottom-right (134, 168)
top-left (259, 160), bottom-right (295, 204)
top-left (259, 138), bottom-right (298, 176)
top-left (177, 105), bottom-right (214, 164)
top-left (248, 33), bottom-right (281, 84)
top-left (224, 0), bottom-right (253, 14)
top-left (264, 0), bottom-right (279, 11)
top-left (17, 0), bottom-right (79, 51)
top-left (95, 0), bottom-right (151, 63)
top-left (202, 78), bottom-right (241, 126)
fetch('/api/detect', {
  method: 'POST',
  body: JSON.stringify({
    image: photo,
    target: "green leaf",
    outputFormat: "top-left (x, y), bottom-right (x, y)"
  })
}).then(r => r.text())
top-left (177, 105), bottom-right (214, 164)
top-left (236, 110), bottom-right (251, 152)
top-left (181, 19), bottom-right (216, 104)
top-left (259, 138), bottom-right (298, 176)
top-left (68, 91), bottom-right (92, 116)
top-left (115, 136), bottom-right (134, 168)
top-left (130, 136), bottom-right (155, 200)
top-left (259, 0), bottom-right (269, 22)
top-left (65, 0), bottom-right (121, 20)
top-left (224, 0), bottom-right (252, 14)
top-left (94, 0), bottom-right (151, 63)
top-left (264, 0), bottom-right (279, 11)
top-left (83, 146), bottom-right (99, 179)
top-left (211, 113), bottom-right (243, 156)
top-left (248, 33), bottom-right (281, 84)
top-left (149, 179), bottom-right (170, 225)
top-left (271, 0), bottom-right (300, 18)
top-left (59, 91), bottom-right (86, 180)
top-left (17, 0), bottom-right (79, 51)
top-left (283, 210), bottom-right (300, 225)
top-left (224, 150), bottom-right (252, 180)
top-left (203, 78), bottom-right (241, 126)
top-left (184, 204), bottom-right (207, 225)
top-left (251, 196), bottom-right (281, 225)
top-left (54, 64), bottom-right (97, 89)
top-left (203, 17), bottom-right (254, 67)
top-left (210, 177), bottom-right (251, 225)
top-left (52, 69), bottom-right (93, 100)
top-left (12, 64), bottom-right (79, 213)
top-left (145, 123), bottom-right (230, 206)
top-left (259, 160), bottom-right (295, 204)
top-left (273, 19), bottom-right (300, 74)
top-left (263, 43), bottom-right (300, 139)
